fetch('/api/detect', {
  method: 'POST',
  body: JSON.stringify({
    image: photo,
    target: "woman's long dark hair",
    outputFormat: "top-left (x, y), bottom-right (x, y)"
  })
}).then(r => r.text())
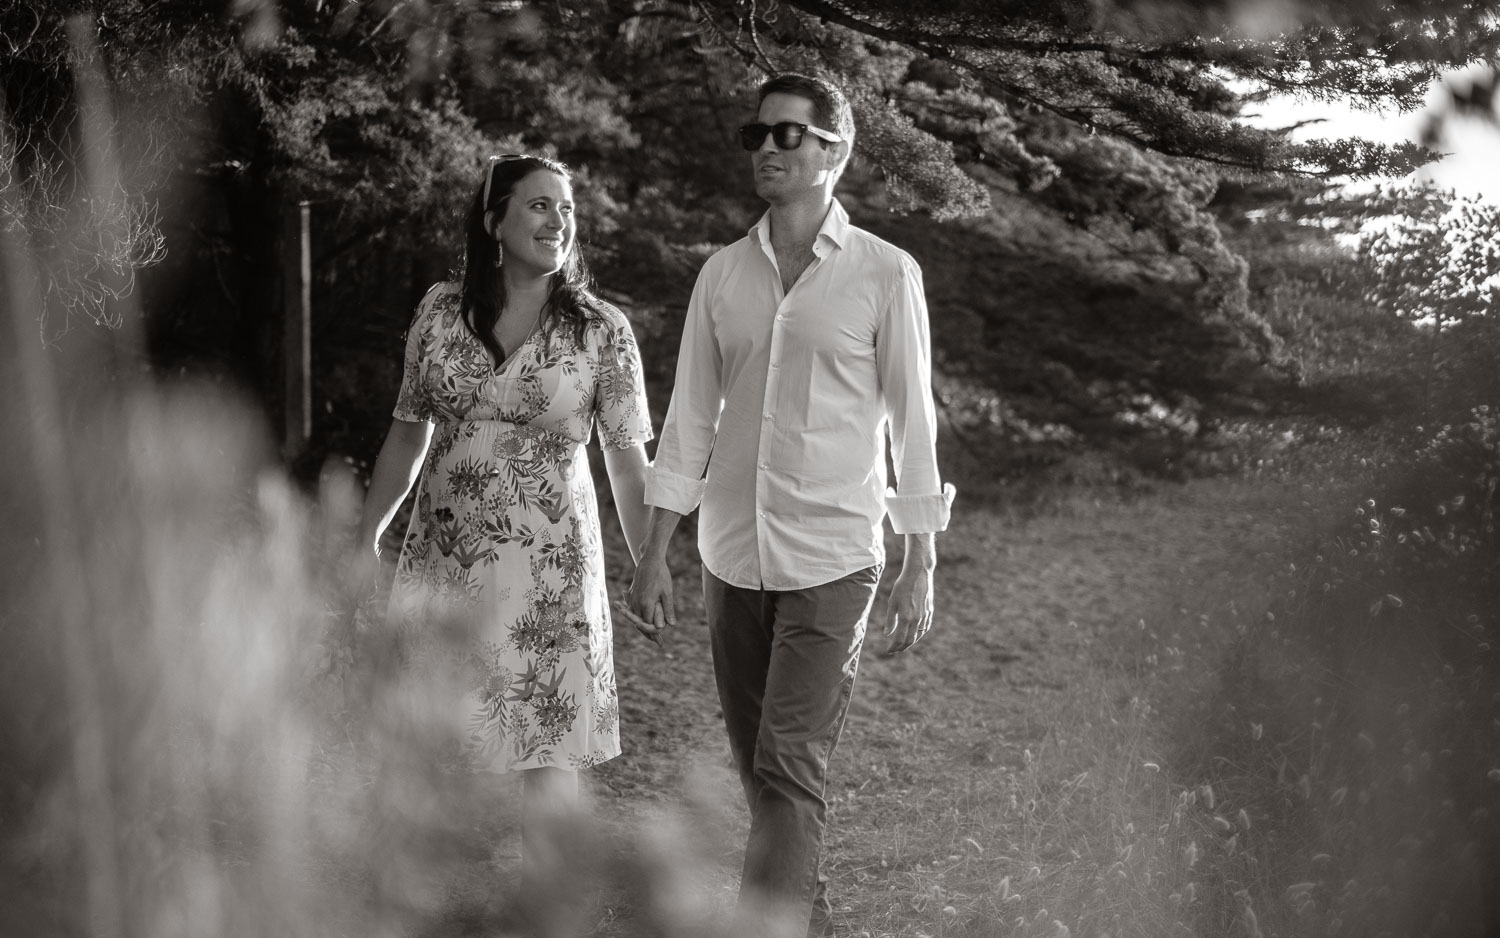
top-left (460, 155), bottom-right (601, 364)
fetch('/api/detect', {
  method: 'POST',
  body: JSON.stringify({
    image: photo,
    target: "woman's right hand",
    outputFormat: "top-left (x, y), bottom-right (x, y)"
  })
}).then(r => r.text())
top-left (340, 538), bottom-right (384, 604)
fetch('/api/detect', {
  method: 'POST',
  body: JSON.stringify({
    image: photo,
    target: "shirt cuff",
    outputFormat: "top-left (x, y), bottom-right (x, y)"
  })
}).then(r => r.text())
top-left (885, 482), bottom-right (956, 535)
top-left (645, 465), bottom-right (708, 515)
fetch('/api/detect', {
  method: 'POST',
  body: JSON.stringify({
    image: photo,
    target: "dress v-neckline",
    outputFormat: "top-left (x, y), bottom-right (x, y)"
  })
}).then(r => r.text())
top-left (494, 325), bottom-right (542, 374)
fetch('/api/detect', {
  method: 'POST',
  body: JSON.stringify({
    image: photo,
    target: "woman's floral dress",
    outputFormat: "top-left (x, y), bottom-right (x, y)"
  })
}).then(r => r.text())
top-left (387, 282), bottom-right (652, 772)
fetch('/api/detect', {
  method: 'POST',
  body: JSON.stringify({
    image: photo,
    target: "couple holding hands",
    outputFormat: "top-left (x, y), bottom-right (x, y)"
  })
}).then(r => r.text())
top-left (355, 72), bottom-right (954, 938)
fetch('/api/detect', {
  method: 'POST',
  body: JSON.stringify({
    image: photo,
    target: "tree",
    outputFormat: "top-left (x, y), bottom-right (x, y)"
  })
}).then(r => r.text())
top-left (1354, 185), bottom-right (1500, 418)
top-left (6, 0), bottom-right (1499, 466)
top-left (671, 0), bottom-right (1500, 382)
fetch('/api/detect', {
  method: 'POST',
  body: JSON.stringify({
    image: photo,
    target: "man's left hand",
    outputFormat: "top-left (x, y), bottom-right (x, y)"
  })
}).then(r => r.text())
top-left (882, 561), bottom-right (935, 655)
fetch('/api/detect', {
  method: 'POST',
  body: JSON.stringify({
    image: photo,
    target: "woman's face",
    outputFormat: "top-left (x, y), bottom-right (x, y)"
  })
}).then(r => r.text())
top-left (493, 169), bottom-right (575, 277)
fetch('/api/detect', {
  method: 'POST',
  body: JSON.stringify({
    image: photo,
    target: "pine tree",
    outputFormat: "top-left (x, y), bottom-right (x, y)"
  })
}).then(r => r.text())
top-left (6, 0), bottom-right (1498, 462)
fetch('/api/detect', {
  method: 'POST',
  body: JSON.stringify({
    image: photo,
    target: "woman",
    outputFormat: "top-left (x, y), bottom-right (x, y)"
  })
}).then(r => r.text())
top-left (354, 154), bottom-right (655, 859)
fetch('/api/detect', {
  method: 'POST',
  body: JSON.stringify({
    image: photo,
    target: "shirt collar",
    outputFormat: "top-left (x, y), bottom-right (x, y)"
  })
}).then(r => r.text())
top-left (751, 198), bottom-right (850, 255)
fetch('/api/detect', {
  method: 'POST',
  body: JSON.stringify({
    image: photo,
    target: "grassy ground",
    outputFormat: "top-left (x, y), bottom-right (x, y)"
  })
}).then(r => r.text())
top-left (4, 406), bottom-right (1495, 938)
top-left (580, 469), bottom-right (1319, 938)
top-left (576, 428), bottom-right (1495, 938)
top-left (307, 468), bottom-right (1315, 938)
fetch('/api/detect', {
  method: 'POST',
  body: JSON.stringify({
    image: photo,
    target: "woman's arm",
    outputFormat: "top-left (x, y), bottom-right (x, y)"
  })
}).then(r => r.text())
top-left (356, 417), bottom-right (435, 558)
top-left (602, 442), bottom-right (651, 564)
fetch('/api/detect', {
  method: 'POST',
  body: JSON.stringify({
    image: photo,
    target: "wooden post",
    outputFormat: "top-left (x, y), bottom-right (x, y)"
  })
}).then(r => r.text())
top-left (283, 200), bottom-right (312, 456)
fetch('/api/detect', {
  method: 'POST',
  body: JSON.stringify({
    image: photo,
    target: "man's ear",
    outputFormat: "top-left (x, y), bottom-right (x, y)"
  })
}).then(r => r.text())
top-left (828, 139), bottom-right (851, 173)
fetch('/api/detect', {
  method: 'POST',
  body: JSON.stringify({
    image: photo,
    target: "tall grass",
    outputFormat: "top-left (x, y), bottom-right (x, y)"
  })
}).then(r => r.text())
top-left (0, 328), bottom-right (755, 938)
top-left (1167, 416), bottom-right (1500, 937)
top-left (818, 422), bottom-right (1497, 938)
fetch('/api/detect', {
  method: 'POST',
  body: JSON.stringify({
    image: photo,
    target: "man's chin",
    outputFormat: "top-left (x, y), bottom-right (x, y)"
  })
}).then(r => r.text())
top-left (753, 178), bottom-right (784, 201)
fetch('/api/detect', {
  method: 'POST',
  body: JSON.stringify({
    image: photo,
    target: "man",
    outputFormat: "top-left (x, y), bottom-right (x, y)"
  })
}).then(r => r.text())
top-left (619, 72), bottom-right (954, 938)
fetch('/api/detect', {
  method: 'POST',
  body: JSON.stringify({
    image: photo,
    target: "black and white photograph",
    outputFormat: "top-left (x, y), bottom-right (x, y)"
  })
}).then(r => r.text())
top-left (2, 2), bottom-right (1498, 936)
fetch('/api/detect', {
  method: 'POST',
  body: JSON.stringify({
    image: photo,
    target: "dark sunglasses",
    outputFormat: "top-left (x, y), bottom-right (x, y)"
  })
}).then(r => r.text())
top-left (738, 121), bottom-right (843, 151)
top-left (482, 153), bottom-right (528, 207)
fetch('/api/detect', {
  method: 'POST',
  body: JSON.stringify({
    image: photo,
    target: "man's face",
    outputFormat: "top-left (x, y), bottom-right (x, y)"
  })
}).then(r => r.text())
top-left (751, 92), bottom-right (841, 205)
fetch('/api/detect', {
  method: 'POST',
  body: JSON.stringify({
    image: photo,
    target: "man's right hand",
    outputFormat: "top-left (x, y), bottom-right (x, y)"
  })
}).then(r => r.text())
top-left (617, 552), bottom-right (676, 646)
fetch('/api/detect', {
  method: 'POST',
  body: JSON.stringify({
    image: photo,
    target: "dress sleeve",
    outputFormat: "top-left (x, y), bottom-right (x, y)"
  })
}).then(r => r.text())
top-left (592, 309), bottom-right (655, 451)
top-left (392, 284), bottom-right (443, 423)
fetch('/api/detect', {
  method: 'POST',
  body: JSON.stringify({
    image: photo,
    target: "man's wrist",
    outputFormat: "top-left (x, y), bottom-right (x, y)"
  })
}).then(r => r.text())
top-left (635, 530), bottom-right (670, 569)
top-left (638, 506), bottom-right (684, 565)
top-left (904, 532), bottom-right (937, 572)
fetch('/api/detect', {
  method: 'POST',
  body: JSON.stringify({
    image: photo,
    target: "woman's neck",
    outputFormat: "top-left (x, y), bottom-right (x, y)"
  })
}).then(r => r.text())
top-left (499, 267), bottom-right (551, 321)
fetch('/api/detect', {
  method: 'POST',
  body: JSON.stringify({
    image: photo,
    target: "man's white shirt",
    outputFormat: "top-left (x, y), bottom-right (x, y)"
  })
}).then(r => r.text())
top-left (646, 198), bottom-right (954, 590)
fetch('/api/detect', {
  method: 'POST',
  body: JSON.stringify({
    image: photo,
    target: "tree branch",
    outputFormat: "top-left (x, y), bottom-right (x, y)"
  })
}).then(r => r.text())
top-left (756, 0), bottom-right (1428, 177)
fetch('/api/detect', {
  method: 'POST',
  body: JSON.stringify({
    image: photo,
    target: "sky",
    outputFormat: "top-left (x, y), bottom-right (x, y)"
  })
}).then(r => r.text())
top-left (1244, 63), bottom-right (1500, 203)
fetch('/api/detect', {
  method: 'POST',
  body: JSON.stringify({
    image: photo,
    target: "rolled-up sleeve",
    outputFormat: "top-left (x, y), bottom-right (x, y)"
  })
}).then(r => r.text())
top-left (645, 264), bottom-right (722, 515)
top-left (877, 255), bottom-right (955, 535)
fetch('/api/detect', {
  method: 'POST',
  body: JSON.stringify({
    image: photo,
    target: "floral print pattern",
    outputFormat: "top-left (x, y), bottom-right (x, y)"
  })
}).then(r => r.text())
top-left (387, 282), bottom-right (652, 772)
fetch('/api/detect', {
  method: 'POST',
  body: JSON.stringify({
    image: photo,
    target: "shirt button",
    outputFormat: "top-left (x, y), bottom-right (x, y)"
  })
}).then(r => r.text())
top-left (759, 462), bottom-right (768, 469)
top-left (763, 412), bottom-right (772, 420)
top-left (775, 314), bottom-right (784, 322)
top-left (758, 510), bottom-right (767, 518)
top-left (769, 360), bottom-right (779, 369)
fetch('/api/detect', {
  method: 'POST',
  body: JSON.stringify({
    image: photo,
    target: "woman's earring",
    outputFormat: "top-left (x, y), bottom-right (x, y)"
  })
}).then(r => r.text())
top-left (494, 241), bottom-right (504, 268)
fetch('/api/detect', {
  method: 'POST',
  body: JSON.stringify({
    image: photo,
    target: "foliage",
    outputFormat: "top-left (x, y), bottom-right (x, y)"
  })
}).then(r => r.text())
top-left (5, 0), bottom-right (1492, 304)
top-left (1167, 407), bottom-right (1500, 936)
top-left (1142, 301), bottom-right (1500, 932)
top-left (1354, 184), bottom-right (1500, 330)
top-left (1212, 183), bottom-right (1419, 435)
top-left (1208, 179), bottom-right (1500, 458)
top-left (1342, 186), bottom-right (1500, 425)
top-left (0, 6), bottom-right (171, 342)
top-left (678, 0), bottom-right (1497, 408)
top-left (5, 0), bottom-right (1500, 481)
top-left (706, 0), bottom-right (1491, 175)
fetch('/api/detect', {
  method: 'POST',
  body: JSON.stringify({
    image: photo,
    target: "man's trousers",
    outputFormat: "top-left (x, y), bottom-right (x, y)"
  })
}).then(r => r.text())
top-left (703, 564), bottom-right (882, 938)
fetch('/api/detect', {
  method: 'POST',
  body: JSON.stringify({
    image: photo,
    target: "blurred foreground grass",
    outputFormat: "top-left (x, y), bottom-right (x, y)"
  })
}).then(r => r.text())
top-left (0, 201), bottom-right (757, 934)
top-left (0, 367), bottom-right (758, 938)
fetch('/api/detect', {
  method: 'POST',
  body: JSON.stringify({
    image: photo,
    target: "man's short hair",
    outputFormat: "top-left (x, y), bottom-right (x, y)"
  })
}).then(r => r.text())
top-left (758, 72), bottom-right (856, 175)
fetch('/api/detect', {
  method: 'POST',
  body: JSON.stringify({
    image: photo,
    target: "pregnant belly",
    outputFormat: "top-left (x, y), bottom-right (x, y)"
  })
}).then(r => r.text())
top-left (428, 421), bottom-right (582, 518)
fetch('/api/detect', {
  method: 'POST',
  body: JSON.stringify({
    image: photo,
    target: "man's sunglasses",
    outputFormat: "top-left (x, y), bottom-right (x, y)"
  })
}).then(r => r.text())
top-left (482, 153), bottom-right (527, 207)
top-left (738, 121), bottom-right (843, 151)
